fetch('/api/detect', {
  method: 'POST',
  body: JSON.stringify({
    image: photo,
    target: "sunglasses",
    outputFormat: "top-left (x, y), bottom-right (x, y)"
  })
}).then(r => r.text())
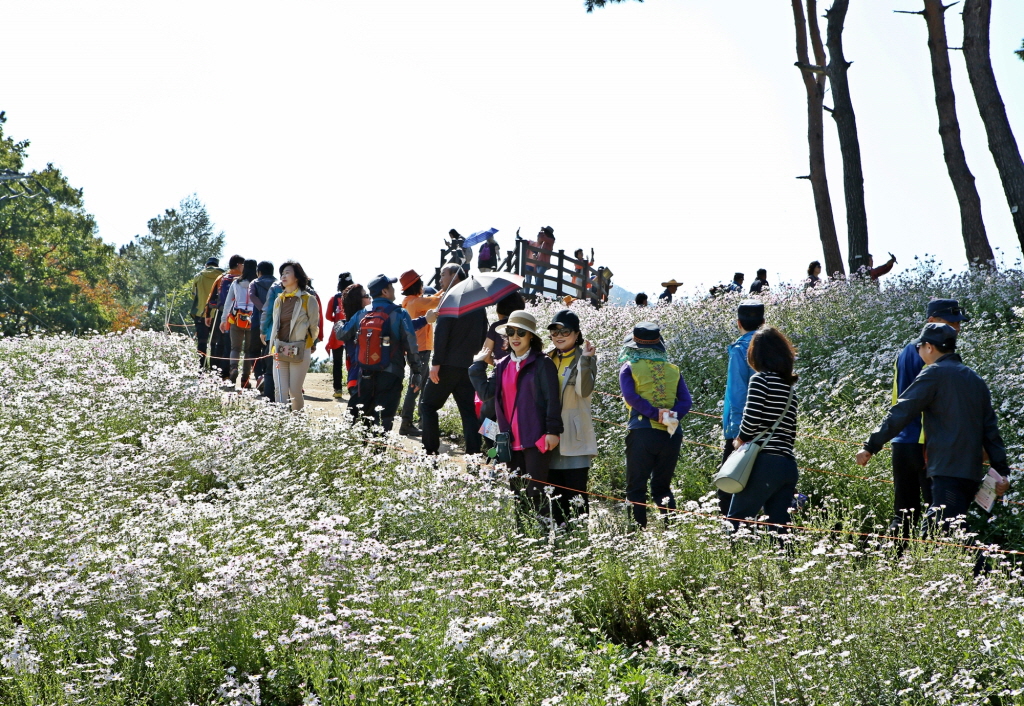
top-left (549, 327), bottom-right (574, 337)
top-left (505, 327), bottom-right (530, 338)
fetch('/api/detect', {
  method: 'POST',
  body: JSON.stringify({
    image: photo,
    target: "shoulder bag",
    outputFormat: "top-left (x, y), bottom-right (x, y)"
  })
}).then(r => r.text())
top-left (712, 385), bottom-right (795, 494)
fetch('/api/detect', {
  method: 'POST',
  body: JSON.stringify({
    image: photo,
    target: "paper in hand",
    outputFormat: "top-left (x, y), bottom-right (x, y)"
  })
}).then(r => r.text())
top-left (661, 410), bottom-right (679, 436)
top-left (479, 419), bottom-right (500, 442)
top-left (974, 468), bottom-right (1002, 513)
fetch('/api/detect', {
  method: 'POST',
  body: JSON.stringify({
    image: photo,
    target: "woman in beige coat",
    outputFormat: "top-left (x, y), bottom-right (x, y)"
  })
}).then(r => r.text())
top-left (546, 309), bottom-right (597, 525)
top-left (269, 261), bottom-right (320, 411)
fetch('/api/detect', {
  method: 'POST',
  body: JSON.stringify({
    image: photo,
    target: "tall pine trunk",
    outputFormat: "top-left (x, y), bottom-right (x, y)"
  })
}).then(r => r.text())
top-left (792, 0), bottom-right (845, 277)
top-left (825, 0), bottom-right (870, 275)
top-left (918, 0), bottom-right (995, 266)
top-left (963, 0), bottom-right (1024, 253)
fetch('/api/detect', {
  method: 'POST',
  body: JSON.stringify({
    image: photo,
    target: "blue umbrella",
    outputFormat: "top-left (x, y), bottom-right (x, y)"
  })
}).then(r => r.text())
top-left (462, 228), bottom-right (499, 248)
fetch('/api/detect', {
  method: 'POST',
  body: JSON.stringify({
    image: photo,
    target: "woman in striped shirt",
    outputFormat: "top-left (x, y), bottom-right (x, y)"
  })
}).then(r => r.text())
top-left (727, 327), bottom-right (799, 530)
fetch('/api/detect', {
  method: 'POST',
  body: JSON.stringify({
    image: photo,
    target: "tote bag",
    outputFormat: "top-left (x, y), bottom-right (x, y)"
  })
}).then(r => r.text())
top-left (712, 386), bottom-right (795, 494)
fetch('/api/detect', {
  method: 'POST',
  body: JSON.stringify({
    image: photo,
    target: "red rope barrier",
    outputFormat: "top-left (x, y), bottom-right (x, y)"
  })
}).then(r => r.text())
top-left (593, 391), bottom-right (1023, 504)
top-left (354, 432), bottom-right (1024, 557)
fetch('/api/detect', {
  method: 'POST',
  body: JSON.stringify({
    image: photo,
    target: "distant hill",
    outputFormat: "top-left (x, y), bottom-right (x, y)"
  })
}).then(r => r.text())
top-left (608, 283), bottom-right (636, 307)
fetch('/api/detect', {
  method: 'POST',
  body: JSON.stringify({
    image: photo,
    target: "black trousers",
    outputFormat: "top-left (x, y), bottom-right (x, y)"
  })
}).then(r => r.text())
top-left (548, 466), bottom-right (590, 525)
top-left (193, 316), bottom-right (211, 369)
top-left (892, 442), bottom-right (931, 534)
top-left (401, 351), bottom-right (433, 422)
top-left (719, 439), bottom-right (736, 514)
top-left (353, 370), bottom-right (404, 432)
top-left (510, 447), bottom-right (552, 520)
top-left (419, 365), bottom-right (482, 455)
top-left (726, 452), bottom-right (799, 531)
top-left (207, 323), bottom-right (231, 378)
top-left (261, 340), bottom-right (275, 400)
top-left (925, 476), bottom-right (981, 532)
top-left (625, 428), bottom-right (682, 527)
top-left (331, 347), bottom-right (345, 392)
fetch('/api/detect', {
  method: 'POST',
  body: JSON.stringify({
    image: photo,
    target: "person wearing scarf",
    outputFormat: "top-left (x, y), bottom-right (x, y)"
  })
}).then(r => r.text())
top-left (478, 310), bottom-right (563, 524)
top-left (545, 310), bottom-right (597, 525)
top-left (619, 322), bottom-right (692, 527)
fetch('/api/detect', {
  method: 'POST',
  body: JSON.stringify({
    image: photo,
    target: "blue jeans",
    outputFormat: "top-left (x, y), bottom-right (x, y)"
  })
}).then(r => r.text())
top-left (727, 452), bottom-right (798, 531)
top-left (525, 265), bottom-right (547, 295)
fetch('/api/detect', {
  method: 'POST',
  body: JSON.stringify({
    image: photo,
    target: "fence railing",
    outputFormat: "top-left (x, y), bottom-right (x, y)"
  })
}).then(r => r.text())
top-left (511, 239), bottom-right (613, 305)
top-left (429, 235), bottom-right (613, 306)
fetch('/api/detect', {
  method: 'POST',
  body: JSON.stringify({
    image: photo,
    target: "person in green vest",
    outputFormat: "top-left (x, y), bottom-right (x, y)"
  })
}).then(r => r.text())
top-left (618, 322), bottom-right (692, 527)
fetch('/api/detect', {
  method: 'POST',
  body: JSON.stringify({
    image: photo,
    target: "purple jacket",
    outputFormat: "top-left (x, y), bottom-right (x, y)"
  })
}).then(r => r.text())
top-left (490, 350), bottom-right (564, 448)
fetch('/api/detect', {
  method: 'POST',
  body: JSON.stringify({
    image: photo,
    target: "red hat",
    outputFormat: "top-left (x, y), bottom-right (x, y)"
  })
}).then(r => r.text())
top-left (399, 269), bottom-right (421, 291)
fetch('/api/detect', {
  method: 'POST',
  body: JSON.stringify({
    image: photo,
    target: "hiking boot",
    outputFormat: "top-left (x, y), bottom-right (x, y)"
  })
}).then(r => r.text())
top-left (333, 390), bottom-right (346, 399)
top-left (399, 419), bottom-right (421, 437)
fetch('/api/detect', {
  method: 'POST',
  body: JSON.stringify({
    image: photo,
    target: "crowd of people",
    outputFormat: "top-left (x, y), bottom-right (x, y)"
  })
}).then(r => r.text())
top-left (188, 250), bottom-right (1012, 547)
top-left (642, 253), bottom-right (900, 305)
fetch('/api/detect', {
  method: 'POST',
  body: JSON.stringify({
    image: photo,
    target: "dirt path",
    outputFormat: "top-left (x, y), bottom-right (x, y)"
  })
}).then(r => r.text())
top-left (299, 372), bottom-right (461, 458)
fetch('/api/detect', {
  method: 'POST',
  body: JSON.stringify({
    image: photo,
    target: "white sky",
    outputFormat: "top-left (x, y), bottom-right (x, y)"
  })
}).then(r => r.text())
top-left (5, 0), bottom-right (1024, 296)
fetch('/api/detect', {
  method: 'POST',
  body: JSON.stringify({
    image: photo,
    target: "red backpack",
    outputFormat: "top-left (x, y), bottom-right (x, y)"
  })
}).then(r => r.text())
top-left (357, 304), bottom-right (401, 371)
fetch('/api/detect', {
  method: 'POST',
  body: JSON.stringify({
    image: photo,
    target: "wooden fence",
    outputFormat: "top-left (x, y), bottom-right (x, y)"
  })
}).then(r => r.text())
top-left (430, 235), bottom-right (613, 305)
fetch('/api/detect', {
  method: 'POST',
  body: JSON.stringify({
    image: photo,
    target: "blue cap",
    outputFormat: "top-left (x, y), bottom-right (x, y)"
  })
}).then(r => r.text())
top-left (914, 322), bottom-right (958, 348)
top-left (368, 274), bottom-right (397, 297)
top-left (927, 299), bottom-right (970, 323)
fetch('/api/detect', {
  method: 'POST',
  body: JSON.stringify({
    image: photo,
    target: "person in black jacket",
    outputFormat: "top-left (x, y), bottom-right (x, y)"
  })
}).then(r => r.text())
top-left (857, 323), bottom-right (1011, 532)
top-left (419, 264), bottom-right (489, 455)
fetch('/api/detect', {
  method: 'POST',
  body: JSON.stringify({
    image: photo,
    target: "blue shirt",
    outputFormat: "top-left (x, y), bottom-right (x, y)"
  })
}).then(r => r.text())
top-left (892, 341), bottom-right (925, 444)
top-left (722, 330), bottom-right (755, 439)
top-left (260, 283), bottom-right (285, 340)
top-left (340, 298), bottom-right (420, 377)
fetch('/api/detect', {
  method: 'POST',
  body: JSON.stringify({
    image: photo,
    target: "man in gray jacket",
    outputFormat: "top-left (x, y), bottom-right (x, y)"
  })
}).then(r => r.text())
top-left (857, 323), bottom-right (1011, 530)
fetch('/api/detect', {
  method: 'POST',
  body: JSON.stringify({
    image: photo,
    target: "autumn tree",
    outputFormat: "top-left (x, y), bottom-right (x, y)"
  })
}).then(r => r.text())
top-left (0, 114), bottom-right (130, 336)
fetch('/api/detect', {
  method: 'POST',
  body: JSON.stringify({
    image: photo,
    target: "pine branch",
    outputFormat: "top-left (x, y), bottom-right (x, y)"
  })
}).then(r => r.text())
top-left (584, 0), bottom-right (642, 13)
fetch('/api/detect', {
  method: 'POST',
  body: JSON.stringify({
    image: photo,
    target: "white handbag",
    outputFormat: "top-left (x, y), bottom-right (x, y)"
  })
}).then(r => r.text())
top-left (713, 386), bottom-right (795, 494)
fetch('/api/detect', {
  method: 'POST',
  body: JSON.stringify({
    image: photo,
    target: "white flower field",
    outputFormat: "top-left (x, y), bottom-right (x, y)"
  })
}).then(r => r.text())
top-left (3, 261), bottom-right (1024, 704)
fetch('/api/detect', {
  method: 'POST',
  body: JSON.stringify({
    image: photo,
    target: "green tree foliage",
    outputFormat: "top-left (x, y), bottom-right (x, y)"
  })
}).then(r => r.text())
top-left (115, 195), bottom-right (224, 329)
top-left (0, 114), bottom-right (128, 336)
top-left (584, 0), bottom-right (641, 11)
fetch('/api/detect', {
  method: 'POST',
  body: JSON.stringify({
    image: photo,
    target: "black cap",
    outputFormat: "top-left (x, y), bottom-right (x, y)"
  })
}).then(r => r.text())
top-left (737, 299), bottom-right (764, 318)
top-left (368, 274), bottom-right (397, 297)
top-left (623, 321), bottom-right (665, 350)
top-left (540, 226), bottom-right (554, 237)
top-left (914, 322), bottom-right (958, 348)
top-left (548, 309), bottom-right (580, 332)
top-left (206, 257), bottom-right (219, 267)
top-left (927, 298), bottom-right (970, 323)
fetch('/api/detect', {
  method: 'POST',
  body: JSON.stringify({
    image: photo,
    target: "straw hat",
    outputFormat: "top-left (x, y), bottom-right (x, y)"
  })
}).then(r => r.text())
top-left (505, 310), bottom-right (540, 337)
top-left (661, 279), bottom-right (682, 288)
